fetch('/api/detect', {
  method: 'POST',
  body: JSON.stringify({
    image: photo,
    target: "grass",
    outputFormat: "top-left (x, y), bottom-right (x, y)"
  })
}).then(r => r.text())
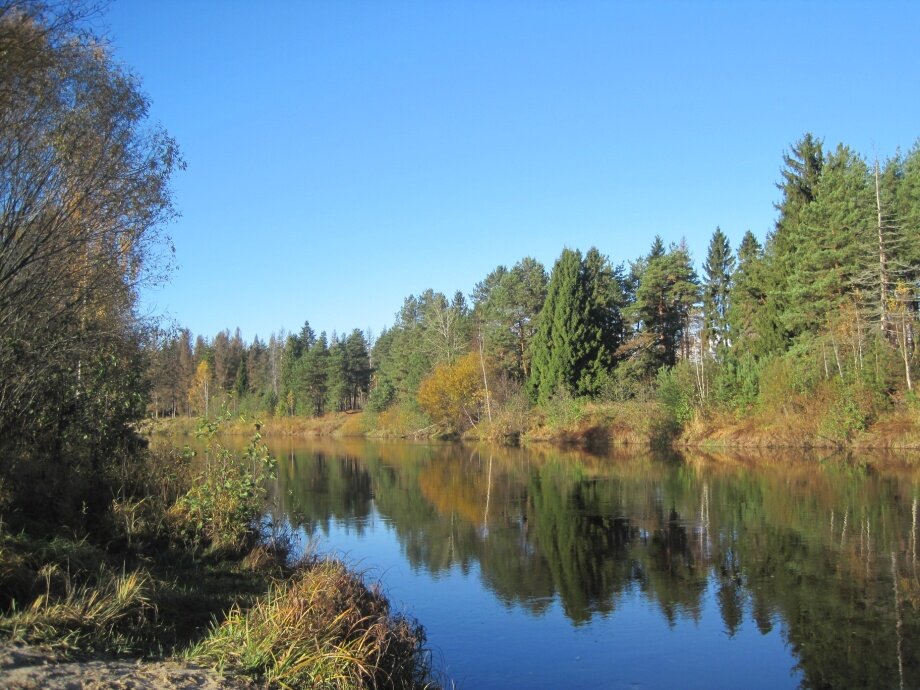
top-left (146, 394), bottom-right (920, 452)
top-left (523, 400), bottom-right (678, 449)
top-left (189, 558), bottom-right (436, 690)
top-left (0, 418), bottom-right (440, 689)
top-left (0, 565), bottom-right (152, 653)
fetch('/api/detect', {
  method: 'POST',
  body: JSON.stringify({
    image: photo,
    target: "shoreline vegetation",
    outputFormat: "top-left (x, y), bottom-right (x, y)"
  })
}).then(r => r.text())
top-left (146, 400), bottom-right (920, 453)
top-left (145, 137), bottom-right (920, 464)
top-left (0, 418), bottom-right (440, 689)
top-left (0, 5), bottom-right (437, 687)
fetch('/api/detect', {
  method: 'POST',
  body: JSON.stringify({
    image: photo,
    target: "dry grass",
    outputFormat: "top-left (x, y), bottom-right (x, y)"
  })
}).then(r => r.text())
top-left (679, 400), bottom-right (920, 450)
top-left (0, 546), bottom-right (154, 654)
top-left (523, 400), bottom-right (676, 449)
top-left (189, 558), bottom-right (437, 690)
top-left (147, 413), bottom-right (365, 439)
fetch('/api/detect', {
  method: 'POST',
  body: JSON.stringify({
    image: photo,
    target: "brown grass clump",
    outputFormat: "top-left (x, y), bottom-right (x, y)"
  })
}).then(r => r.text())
top-left (338, 412), bottom-right (367, 437)
top-left (189, 558), bottom-right (437, 689)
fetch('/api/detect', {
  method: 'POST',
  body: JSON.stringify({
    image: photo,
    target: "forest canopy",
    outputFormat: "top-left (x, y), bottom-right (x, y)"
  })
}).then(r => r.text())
top-left (146, 134), bottom-right (920, 442)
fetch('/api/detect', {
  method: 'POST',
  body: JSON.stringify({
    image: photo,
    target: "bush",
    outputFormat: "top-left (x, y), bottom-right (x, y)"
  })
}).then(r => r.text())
top-left (417, 353), bottom-right (486, 432)
top-left (710, 352), bottom-right (762, 413)
top-left (366, 379), bottom-right (396, 413)
top-left (368, 400), bottom-right (432, 438)
top-left (656, 362), bottom-right (698, 426)
top-left (818, 380), bottom-right (878, 443)
top-left (541, 386), bottom-right (585, 431)
top-left (490, 389), bottom-right (532, 439)
top-left (597, 362), bottom-right (654, 403)
top-left (170, 415), bottom-right (275, 553)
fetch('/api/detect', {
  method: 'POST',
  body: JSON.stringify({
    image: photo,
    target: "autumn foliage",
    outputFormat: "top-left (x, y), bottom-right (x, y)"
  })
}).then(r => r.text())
top-left (417, 353), bottom-right (487, 431)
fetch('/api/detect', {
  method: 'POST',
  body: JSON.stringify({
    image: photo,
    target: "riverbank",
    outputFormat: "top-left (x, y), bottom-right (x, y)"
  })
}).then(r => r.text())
top-left (146, 400), bottom-right (920, 452)
top-left (0, 423), bottom-right (438, 690)
top-left (0, 643), bottom-right (255, 690)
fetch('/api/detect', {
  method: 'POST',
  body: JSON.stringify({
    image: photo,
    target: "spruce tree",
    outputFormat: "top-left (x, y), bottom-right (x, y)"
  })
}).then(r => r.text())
top-left (702, 227), bottom-right (735, 352)
top-left (783, 145), bottom-right (874, 340)
top-left (528, 248), bottom-right (589, 404)
top-left (728, 230), bottom-right (782, 357)
top-left (761, 133), bottom-right (826, 351)
top-left (579, 247), bottom-right (626, 394)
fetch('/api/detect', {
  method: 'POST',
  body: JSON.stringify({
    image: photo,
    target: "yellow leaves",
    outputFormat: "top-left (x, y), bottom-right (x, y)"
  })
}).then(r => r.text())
top-left (417, 352), bottom-right (486, 431)
top-left (889, 282), bottom-right (913, 314)
top-left (188, 360), bottom-right (211, 415)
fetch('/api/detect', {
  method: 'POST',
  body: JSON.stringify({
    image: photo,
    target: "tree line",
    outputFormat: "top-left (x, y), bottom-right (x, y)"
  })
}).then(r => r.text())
top-left (147, 133), bottom-right (920, 436)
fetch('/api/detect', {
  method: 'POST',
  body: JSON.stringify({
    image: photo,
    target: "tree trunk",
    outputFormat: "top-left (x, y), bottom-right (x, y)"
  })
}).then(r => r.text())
top-left (478, 326), bottom-right (493, 424)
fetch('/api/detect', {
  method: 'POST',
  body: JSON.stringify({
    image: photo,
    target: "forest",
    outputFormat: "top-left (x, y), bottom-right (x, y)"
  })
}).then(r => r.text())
top-left (5, 1), bottom-right (917, 686)
top-left (147, 133), bottom-right (920, 445)
top-left (0, 4), bottom-right (437, 687)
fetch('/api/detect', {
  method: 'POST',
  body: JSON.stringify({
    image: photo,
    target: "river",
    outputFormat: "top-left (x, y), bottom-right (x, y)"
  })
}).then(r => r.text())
top-left (241, 438), bottom-right (918, 689)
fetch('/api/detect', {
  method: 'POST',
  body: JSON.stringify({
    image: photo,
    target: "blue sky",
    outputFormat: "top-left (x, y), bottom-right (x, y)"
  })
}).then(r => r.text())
top-left (103, 1), bottom-right (920, 343)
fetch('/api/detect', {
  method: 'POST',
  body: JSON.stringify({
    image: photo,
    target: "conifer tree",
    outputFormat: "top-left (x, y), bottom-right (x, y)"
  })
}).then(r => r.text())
top-left (728, 231), bottom-right (780, 357)
top-left (579, 247), bottom-right (626, 394)
top-left (627, 238), bottom-right (699, 373)
top-left (528, 248), bottom-right (589, 404)
top-left (344, 329), bottom-right (372, 409)
top-left (473, 258), bottom-right (547, 380)
top-left (761, 133), bottom-right (826, 351)
top-left (702, 227), bottom-right (735, 352)
top-left (783, 145), bottom-right (874, 340)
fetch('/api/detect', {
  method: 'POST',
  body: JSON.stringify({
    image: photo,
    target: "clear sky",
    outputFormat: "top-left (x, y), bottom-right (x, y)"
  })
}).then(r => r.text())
top-left (102, 0), bottom-right (920, 344)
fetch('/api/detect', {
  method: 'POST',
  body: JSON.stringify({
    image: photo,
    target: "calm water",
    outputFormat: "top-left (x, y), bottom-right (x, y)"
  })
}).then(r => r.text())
top-left (256, 439), bottom-right (919, 690)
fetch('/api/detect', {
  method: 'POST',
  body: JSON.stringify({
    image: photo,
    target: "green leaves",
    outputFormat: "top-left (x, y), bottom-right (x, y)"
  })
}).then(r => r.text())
top-left (528, 247), bottom-right (625, 404)
top-left (174, 415), bottom-right (276, 552)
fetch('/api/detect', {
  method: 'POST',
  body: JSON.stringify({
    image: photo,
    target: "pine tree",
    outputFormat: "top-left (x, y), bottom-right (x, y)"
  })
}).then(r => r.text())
top-left (344, 329), bottom-right (372, 410)
top-left (473, 257), bottom-right (548, 380)
top-left (325, 334), bottom-right (349, 412)
top-left (627, 239), bottom-right (699, 372)
top-left (303, 333), bottom-right (329, 415)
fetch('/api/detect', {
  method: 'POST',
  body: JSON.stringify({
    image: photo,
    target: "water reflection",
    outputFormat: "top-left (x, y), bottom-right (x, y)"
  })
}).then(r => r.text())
top-left (266, 439), bottom-right (920, 689)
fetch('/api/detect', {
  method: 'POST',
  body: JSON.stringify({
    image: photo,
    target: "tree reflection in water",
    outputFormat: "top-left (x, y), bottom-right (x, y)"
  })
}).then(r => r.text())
top-left (265, 439), bottom-right (920, 689)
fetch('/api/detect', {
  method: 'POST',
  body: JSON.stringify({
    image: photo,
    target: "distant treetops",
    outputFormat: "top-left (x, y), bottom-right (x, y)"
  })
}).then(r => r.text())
top-left (147, 133), bottom-right (920, 428)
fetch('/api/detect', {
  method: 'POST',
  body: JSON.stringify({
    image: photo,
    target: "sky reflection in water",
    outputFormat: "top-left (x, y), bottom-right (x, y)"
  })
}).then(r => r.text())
top-left (261, 439), bottom-right (920, 690)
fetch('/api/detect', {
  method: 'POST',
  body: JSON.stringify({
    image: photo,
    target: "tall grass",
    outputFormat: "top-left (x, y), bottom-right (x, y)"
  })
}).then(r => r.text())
top-left (0, 538), bottom-right (154, 653)
top-left (189, 558), bottom-right (437, 689)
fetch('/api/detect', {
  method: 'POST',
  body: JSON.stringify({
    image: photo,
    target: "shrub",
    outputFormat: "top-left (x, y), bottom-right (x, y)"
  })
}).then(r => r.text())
top-left (710, 352), bottom-right (762, 413)
top-left (170, 415), bottom-right (275, 553)
top-left (597, 364), bottom-right (653, 402)
top-left (366, 379), bottom-right (396, 413)
top-left (417, 353), bottom-right (486, 432)
top-left (541, 386), bottom-right (585, 431)
top-left (818, 380), bottom-right (878, 443)
top-left (656, 362), bottom-right (698, 426)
